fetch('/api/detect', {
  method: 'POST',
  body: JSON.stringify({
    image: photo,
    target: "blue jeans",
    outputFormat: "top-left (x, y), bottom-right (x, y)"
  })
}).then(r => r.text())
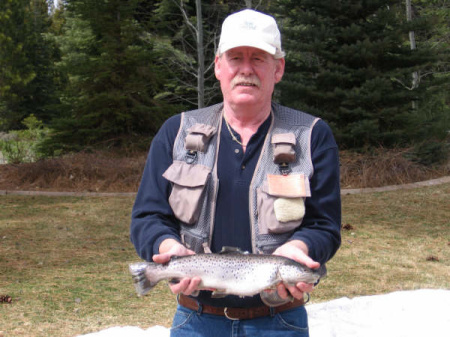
top-left (170, 304), bottom-right (309, 337)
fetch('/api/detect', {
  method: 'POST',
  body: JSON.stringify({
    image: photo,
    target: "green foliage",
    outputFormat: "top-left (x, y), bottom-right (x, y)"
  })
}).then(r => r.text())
top-left (149, 0), bottom-right (245, 108)
top-left (271, 0), bottom-right (444, 150)
top-left (1, 0), bottom-right (448, 155)
top-left (0, 0), bottom-right (60, 131)
top-left (405, 92), bottom-right (450, 166)
top-left (41, 0), bottom-right (179, 153)
top-left (0, 0), bottom-right (36, 130)
top-left (0, 114), bottom-right (50, 163)
top-left (407, 140), bottom-right (449, 166)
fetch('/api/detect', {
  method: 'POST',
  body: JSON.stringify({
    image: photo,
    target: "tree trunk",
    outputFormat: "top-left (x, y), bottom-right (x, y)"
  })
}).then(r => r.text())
top-left (406, 0), bottom-right (419, 110)
top-left (196, 0), bottom-right (205, 108)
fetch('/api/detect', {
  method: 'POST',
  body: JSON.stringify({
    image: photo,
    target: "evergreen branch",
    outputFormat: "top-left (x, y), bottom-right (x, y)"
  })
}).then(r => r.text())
top-left (173, 0), bottom-right (197, 39)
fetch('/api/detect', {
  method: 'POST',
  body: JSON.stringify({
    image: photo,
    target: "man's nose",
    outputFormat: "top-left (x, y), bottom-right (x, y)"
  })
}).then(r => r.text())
top-left (239, 58), bottom-right (254, 75)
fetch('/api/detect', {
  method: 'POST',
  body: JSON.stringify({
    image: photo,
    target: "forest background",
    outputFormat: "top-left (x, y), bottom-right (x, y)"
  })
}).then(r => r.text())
top-left (0, 0), bottom-right (449, 182)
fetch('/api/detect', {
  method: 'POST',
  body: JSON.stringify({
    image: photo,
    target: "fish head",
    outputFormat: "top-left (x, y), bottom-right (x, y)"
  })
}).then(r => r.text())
top-left (279, 260), bottom-right (323, 285)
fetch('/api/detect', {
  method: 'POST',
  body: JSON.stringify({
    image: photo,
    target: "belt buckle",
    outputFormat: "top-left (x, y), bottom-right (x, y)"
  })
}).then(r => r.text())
top-left (224, 307), bottom-right (239, 320)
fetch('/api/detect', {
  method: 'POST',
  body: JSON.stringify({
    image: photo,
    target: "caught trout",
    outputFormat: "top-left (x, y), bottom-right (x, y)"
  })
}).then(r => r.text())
top-left (129, 247), bottom-right (324, 307)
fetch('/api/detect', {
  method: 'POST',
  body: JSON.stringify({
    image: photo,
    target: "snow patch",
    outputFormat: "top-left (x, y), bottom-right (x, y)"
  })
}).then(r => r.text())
top-left (77, 289), bottom-right (450, 337)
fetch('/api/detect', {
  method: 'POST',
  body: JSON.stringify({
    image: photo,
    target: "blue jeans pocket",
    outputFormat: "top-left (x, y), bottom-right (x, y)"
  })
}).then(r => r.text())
top-left (171, 305), bottom-right (196, 331)
top-left (275, 307), bottom-right (309, 334)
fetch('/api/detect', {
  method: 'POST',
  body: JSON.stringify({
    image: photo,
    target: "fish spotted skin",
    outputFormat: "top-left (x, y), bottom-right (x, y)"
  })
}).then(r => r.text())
top-left (129, 248), bottom-right (321, 300)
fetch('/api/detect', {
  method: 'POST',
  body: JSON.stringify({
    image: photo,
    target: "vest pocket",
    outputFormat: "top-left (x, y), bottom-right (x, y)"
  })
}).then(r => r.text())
top-left (162, 160), bottom-right (211, 225)
top-left (180, 231), bottom-right (208, 254)
top-left (256, 174), bottom-right (310, 235)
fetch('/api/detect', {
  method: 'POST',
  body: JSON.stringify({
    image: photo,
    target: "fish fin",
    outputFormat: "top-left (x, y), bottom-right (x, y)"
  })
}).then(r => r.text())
top-left (168, 255), bottom-right (182, 262)
top-left (129, 262), bottom-right (158, 296)
top-left (260, 291), bottom-right (292, 307)
top-left (219, 246), bottom-right (250, 255)
top-left (317, 264), bottom-right (327, 278)
top-left (211, 290), bottom-right (228, 298)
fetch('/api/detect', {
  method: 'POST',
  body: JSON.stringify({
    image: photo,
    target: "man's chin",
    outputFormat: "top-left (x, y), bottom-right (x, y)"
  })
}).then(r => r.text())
top-left (231, 96), bottom-right (259, 107)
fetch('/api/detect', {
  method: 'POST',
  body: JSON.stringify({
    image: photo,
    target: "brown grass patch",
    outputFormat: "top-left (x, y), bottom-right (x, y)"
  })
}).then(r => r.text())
top-left (0, 151), bottom-right (147, 192)
top-left (0, 148), bottom-right (448, 193)
top-left (339, 148), bottom-right (449, 188)
top-left (0, 184), bottom-right (449, 336)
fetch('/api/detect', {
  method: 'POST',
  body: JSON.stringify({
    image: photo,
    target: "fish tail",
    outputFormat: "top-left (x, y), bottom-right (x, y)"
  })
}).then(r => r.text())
top-left (129, 262), bottom-right (158, 296)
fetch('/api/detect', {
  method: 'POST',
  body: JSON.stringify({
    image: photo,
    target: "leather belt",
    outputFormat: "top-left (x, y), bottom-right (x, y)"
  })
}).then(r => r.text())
top-left (178, 294), bottom-right (305, 320)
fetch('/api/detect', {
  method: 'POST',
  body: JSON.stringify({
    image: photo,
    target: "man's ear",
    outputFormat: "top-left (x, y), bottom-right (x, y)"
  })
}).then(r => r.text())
top-left (274, 58), bottom-right (285, 83)
top-left (214, 55), bottom-right (221, 80)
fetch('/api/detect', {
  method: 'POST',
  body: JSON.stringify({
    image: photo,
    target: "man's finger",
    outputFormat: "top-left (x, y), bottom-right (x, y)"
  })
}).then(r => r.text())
top-left (276, 283), bottom-right (289, 299)
top-left (296, 281), bottom-right (315, 293)
top-left (184, 277), bottom-right (202, 295)
top-left (285, 284), bottom-right (304, 300)
top-left (168, 277), bottom-right (190, 294)
top-left (152, 253), bottom-right (171, 264)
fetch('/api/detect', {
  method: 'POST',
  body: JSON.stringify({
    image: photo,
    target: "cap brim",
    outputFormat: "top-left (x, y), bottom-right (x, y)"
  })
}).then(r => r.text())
top-left (219, 40), bottom-right (276, 56)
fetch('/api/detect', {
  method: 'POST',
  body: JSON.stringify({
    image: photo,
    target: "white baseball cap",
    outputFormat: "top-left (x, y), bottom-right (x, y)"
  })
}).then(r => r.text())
top-left (217, 9), bottom-right (285, 59)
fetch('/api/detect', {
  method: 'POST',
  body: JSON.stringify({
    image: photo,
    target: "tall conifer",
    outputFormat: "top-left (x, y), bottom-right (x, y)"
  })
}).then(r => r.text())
top-left (272, 0), bottom-right (439, 148)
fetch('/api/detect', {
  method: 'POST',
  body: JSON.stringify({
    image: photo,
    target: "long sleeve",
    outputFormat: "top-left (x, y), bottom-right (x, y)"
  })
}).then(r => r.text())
top-left (290, 119), bottom-right (342, 265)
top-left (130, 115), bottom-right (182, 262)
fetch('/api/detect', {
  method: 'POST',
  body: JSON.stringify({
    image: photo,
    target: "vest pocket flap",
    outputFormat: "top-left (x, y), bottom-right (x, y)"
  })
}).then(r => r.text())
top-left (163, 161), bottom-right (211, 187)
top-left (163, 161), bottom-right (211, 225)
top-left (271, 133), bottom-right (296, 145)
top-left (185, 124), bottom-right (217, 152)
top-left (187, 123), bottom-right (217, 137)
top-left (271, 133), bottom-right (296, 164)
top-left (266, 173), bottom-right (311, 198)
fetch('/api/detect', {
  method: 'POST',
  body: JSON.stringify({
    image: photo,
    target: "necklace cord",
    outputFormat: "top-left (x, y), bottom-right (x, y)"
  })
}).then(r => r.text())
top-left (224, 117), bottom-right (246, 147)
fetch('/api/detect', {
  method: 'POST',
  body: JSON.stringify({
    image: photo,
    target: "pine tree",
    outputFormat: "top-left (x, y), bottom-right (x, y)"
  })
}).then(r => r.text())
top-left (271, 0), bottom-right (440, 149)
top-left (0, 0), bottom-right (35, 130)
top-left (44, 0), bottom-right (177, 151)
top-left (0, 0), bottom-right (58, 131)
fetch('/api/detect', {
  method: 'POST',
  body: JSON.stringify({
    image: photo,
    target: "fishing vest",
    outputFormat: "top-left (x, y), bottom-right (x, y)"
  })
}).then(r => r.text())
top-left (162, 102), bottom-right (319, 254)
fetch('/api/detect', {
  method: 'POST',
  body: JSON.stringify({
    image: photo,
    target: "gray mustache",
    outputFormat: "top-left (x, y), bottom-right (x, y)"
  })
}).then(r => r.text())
top-left (231, 76), bottom-right (261, 88)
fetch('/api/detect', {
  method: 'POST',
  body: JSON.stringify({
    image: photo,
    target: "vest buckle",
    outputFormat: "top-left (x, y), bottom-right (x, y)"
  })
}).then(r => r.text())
top-left (278, 162), bottom-right (291, 176)
top-left (185, 150), bottom-right (197, 164)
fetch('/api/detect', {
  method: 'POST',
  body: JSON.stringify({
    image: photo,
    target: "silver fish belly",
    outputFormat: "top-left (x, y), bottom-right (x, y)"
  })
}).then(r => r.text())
top-left (129, 248), bottom-right (322, 305)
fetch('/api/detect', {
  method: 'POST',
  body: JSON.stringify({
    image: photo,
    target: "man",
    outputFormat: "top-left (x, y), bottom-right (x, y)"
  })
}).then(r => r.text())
top-left (131, 9), bottom-right (341, 337)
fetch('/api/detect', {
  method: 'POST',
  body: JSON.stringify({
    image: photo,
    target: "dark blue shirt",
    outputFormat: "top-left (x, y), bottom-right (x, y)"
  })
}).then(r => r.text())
top-left (130, 110), bottom-right (341, 307)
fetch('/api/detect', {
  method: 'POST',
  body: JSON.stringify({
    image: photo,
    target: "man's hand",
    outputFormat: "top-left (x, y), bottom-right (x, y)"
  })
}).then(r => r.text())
top-left (152, 238), bottom-right (202, 296)
top-left (272, 240), bottom-right (320, 300)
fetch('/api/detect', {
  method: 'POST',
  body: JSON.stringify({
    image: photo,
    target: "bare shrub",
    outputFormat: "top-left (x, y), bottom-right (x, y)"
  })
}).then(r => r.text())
top-left (0, 148), bottom-right (448, 192)
top-left (340, 148), bottom-right (449, 188)
top-left (0, 151), bottom-right (147, 192)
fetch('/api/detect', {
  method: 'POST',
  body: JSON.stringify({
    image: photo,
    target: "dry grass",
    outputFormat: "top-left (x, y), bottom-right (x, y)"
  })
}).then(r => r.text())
top-left (318, 183), bottom-right (450, 302)
top-left (0, 183), bottom-right (449, 336)
top-left (0, 151), bottom-right (147, 193)
top-left (0, 148), bottom-right (448, 193)
top-left (339, 148), bottom-right (449, 188)
top-left (0, 195), bottom-right (174, 336)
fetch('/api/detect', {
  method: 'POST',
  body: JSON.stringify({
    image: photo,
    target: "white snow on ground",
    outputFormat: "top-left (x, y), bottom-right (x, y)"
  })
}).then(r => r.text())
top-left (78, 289), bottom-right (450, 337)
top-left (307, 289), bottom-right (450, 337)
top-left (77, 325), bottom-right (169, 337)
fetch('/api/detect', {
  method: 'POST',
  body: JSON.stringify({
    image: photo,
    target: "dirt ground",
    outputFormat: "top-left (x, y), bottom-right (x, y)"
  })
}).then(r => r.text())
top-left (0, 149), bottom-right (448, 193)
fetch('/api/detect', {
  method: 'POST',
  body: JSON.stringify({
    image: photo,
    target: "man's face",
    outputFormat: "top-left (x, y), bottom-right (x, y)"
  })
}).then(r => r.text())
top-left (214, 47), bottom-right (285, 110)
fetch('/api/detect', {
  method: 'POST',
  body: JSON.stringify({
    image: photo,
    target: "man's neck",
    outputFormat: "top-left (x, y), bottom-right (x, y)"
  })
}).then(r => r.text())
top-left (222, 102), bottom-right (271, 149)
top-left (223, 102), bottom-right (271, 129)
